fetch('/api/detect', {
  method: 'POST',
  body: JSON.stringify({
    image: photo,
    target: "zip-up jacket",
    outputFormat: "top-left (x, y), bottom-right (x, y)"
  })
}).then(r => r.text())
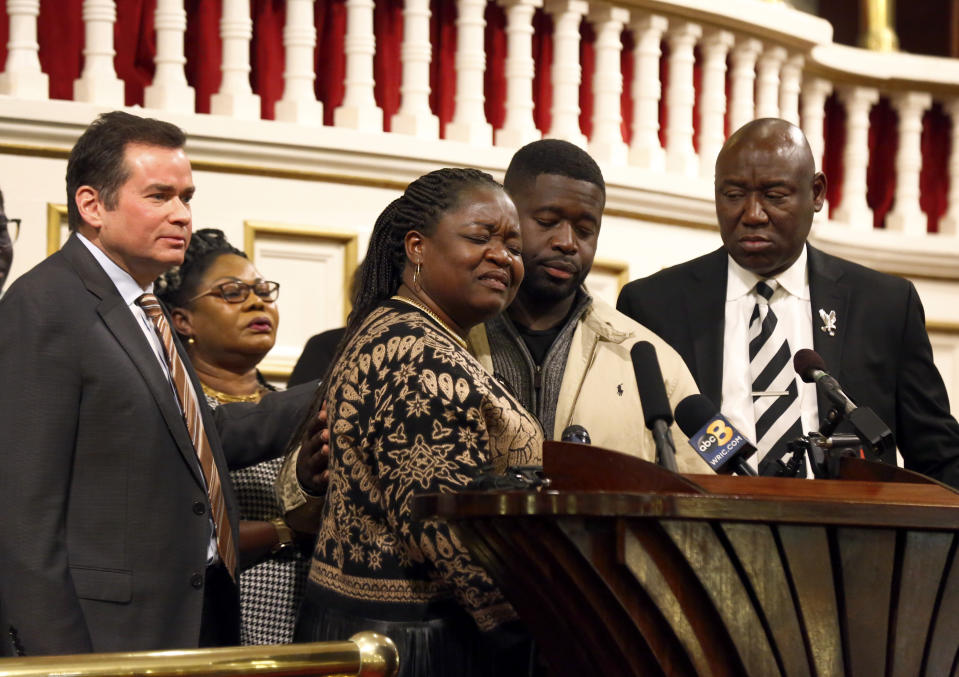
top-left (470, 293), bottom-right (713, 474)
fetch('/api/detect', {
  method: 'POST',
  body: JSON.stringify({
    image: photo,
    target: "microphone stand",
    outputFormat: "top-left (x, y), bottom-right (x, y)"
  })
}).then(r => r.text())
top-left (651, 420), bottom-right (678, 473)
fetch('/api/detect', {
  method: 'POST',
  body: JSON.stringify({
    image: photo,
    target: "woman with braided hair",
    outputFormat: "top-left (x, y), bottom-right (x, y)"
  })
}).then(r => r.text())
top-left (156, 229), bottom-right (311, 646)
top-left (292, 168), bottom-right (542, 675)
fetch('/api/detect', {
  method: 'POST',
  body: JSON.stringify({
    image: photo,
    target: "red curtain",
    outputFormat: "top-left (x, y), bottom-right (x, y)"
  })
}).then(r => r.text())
top-left (822, 92), bottom-right (846, 218)
top-left (0, 2), bottom-right (949, 232)
top-left (691, 46), bottom-right (701, 152)
top-left (315, 0), bottom-right (346, 125)
top-left (115, 0), bottom-right (157, 105)
top-left (483, 2), bottom-right (506, 132)
top-left (374, 0), bottom-right (403, 130)
top-left (37, 0), bottom-right (84, 101)
top-left (577, 21), bottom-right (594, 139)
top-left (531, 8), bottom-right (552, 136)
top-left (429, 0), bottom-right (457, 135)
top-left (920, 103), bottom-right (951, 233)
top-left (184, 0), bottom-right (221, 113)
top-left (0, 9), bottom-right (7, 74)
top-left (657, 40), bottom-right (668, 148)
top-left (619, 28), bottom-right (633, 145)
top-left (251, 0), bottom-right (285, 120)
top-left (866, 97), bottom-right (898, 229)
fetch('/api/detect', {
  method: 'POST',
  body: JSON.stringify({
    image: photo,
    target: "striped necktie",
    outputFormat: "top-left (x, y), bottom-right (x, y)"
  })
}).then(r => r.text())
top-left (749, 280), bottom-right (804, 476)
top-left (137, 293), bottom-right (236, 579)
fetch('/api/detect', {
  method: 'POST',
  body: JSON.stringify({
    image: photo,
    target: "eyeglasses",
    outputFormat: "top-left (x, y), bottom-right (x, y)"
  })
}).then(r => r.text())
top-left (188, 280), bottom-right (280, 304)
top-left (0, 216), bottom-right (21, 243)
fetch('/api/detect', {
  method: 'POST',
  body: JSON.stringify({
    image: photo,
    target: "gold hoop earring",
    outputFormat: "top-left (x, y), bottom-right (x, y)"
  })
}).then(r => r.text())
top-left (412, 262), bottom-right (422, 291)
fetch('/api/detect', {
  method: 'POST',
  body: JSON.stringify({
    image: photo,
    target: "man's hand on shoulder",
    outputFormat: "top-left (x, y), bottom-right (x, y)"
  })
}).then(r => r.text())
top-left (297, 401), bottom-right (330, 495)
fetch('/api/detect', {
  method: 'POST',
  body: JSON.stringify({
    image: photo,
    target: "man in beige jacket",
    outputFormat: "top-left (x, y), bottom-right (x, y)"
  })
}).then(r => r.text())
top-left (469, 139), bottom-right (711, 474)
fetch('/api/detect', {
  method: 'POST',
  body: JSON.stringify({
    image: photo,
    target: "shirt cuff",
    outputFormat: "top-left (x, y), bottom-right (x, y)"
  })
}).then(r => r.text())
top-left (275, 445), bottom-right (325, 515)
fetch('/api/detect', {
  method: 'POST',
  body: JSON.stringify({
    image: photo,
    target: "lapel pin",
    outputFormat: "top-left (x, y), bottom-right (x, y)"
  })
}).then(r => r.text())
top-left (819, 309), bottom-right (837, 337)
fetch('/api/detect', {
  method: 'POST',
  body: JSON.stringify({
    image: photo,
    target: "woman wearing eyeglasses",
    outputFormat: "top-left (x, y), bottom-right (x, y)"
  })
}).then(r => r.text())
top-left (156, 228), bottom-right (308, 646)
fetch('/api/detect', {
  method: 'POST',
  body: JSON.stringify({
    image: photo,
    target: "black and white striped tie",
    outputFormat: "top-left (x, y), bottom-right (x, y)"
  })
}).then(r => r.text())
top-left (749, 280), bottom-right (803, 475)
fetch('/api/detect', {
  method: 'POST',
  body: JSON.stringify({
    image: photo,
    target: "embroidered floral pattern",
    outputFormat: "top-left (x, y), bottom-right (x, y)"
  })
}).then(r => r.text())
top-left (310, 302), bottom-right (543, 631)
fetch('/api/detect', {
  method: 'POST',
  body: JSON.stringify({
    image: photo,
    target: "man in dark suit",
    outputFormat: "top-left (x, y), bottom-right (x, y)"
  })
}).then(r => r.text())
top-left (0, 188), bottom-right (14, 293)
top-left (617, 118), bottom-right (959, 487)
top-left (287, 327), bottom-right (346, 387)
top-left (0, 112), bottom-right (312, 656)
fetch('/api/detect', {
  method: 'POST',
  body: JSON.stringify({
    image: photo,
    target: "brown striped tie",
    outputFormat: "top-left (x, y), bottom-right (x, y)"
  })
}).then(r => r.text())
top-left (136, 293), bottom-right (237, 580)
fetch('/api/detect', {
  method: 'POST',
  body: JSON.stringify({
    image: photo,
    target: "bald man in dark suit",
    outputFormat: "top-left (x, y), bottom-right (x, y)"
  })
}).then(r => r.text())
top-left (618, 118), bottom-right (959, 487)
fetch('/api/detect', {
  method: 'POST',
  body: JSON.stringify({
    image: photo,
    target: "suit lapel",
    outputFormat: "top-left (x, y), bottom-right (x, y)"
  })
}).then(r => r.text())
top-left (61, 236), bottom-right (206, 488)
top-left (688, 249), bottom-right (728, 404)
top-left (808, 245), bottom-right (849, 418)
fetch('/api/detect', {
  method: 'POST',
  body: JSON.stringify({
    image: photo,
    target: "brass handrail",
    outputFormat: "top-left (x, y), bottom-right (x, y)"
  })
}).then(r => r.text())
top-left (0, 632), bottom-right (399, 677)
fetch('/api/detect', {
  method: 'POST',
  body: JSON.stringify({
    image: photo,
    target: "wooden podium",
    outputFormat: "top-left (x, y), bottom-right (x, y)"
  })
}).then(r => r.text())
top-left (414, 442), bottom-right (959, 677)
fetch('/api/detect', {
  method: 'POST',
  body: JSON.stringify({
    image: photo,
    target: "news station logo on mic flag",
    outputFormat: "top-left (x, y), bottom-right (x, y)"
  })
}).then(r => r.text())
top-left (690, 414), bottom-right (752, 471)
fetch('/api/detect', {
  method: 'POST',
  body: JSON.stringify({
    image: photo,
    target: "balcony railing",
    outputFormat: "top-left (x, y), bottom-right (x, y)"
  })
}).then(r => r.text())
top-left (2, 0), bottom-right (959, 270)
top-left (0, 632), bottom-right (399, 676)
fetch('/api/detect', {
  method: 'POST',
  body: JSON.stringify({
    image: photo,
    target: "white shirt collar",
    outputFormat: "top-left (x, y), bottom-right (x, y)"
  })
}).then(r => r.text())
top-left (76, 232), bottom-right (155, 303)
top-left (726, 244), bottom-right (809, 301)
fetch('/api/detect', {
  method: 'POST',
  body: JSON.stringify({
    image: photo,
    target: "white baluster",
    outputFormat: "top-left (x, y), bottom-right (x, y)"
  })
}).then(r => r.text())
top-left (587, 4), bottom-right (629, 165)
top-left (886, 92), bottom-right (932, 234)
top-left (275, 0), bottom-right (323, 124)
top-left (627, 13), bottom-right (667, 170)
top-left (210, 0), bottom-right (260, 119)
top-left (778, 53), bottom-right (803, 126)
top-left (0, 0), bottom-right (48, 98)
top-left (800, 77), bottom-right (831, 171)
top-left (939, 98), bottom-right (959, 235)
top-left (664, 21), bottom-right (701, 177)
top-left (334, 0), bottom-right (383, 130)
top-left (495, 0), bottom-right (542, 148)
top-left (697, 28), bottom-right (734, 178)
top-left (391, 0), bottom-right (439, 137)
top-left (833, 85), bottom-right (879, 229)
top-left (545, 0), bottom-right (587, 146)
top-left (728, 37), bottom-right (761, 133)
top-left (754, 45), bottom-right (785, 119)
top-left (143, 0), bottom-right (194, 113)
top-left (800, 76), bottom-right (832, 221)
top-left (446, 0), bottom-right (492, 144)
top-left (73, 0), bottom-right (124, 105)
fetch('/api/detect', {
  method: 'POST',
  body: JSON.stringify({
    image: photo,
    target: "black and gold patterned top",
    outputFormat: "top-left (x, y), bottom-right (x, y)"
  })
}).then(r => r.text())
top-left (308, 299), bottom-right (543, 632)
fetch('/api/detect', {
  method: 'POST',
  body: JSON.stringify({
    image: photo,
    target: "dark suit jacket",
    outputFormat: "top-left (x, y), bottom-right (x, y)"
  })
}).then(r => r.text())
top-left (617, 245), bottom-right (959, 488)
top-left (0, 235), bottom-right (313, 656)
top-left (287, 326), bottom-right (345, 387)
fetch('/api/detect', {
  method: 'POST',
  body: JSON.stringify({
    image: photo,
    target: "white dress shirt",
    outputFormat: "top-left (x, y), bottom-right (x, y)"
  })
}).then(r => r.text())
top-left (721, 246), bottom-right (820, 474)
top-left (77, 232), bottom-right (172, 376)
top-left (77, 232), bottom-right (217, 561)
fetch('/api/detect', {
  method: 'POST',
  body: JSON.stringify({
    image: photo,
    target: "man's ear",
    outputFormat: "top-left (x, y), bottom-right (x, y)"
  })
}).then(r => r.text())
top-left (170, 308), bottom-right (194, 339)
top-left (75, 186), bottom-right (104, 231)
top-left (404, 230), bottom-right (425, 265)
top-left (812, 172), bottom-right (827, 212)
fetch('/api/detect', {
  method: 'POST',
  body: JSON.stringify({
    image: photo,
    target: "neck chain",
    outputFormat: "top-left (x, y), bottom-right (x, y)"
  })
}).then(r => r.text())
top-left (391, 295), bottom-right (469, 350)
top-left (201, 381), bottom-right (265, 404)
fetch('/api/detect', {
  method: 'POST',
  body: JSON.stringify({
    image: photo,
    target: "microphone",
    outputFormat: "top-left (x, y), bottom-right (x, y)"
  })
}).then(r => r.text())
top-left (631, 341), bottom-right (678, 473)
top-left (793, 348), bottom-right (896, 459)
top-left (674, 394), bottom-right (758, 476)
top-left (561, 425), bottom-right (591, 445)
top-left (793, 349), bottom-right (856, 415)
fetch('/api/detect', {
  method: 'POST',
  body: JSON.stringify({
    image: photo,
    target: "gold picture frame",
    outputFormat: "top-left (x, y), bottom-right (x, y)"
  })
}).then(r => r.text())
top-left (46, 203), bottom-right (68, 255)
top-left (243, 220), bottom-right (359, 324)
top-left (591, 258), bottom-right (630, 294)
